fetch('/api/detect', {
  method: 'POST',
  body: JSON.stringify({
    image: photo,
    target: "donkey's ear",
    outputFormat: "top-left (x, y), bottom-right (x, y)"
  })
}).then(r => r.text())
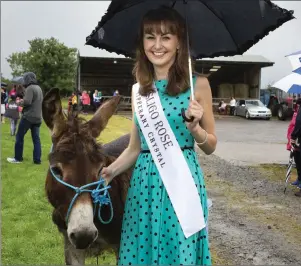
top-left (42, 88), bottom-right (66, 137)
top-left (86, 95), bottom-right (121, 138)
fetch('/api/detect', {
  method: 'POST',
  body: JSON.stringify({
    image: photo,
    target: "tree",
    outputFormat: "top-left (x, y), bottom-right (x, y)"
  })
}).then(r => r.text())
top-left (6, 37), bottom-right (78, 93)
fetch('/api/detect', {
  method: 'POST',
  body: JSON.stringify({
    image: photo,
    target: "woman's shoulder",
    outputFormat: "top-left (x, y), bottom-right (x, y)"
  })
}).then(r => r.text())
top-left (192, 72), bottom-right (212, 102)
top-left (193, 73), bottom-right (211, 92)
top-left (193, 72), bottom-right (209, 83)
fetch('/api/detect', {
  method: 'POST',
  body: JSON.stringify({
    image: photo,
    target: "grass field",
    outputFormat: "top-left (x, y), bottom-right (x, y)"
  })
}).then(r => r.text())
top-left (1, 112), bottom-right (222, 265)
top-left (1, 114), bottom-right (131, 265)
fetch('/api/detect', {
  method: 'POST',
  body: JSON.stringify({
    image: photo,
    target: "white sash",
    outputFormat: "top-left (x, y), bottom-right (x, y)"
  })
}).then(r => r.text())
top-left (133, 83), bottom-right (205, 238)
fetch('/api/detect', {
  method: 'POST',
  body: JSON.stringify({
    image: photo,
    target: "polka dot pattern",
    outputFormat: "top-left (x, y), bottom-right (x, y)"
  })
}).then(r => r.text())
top-left (118, 78), bottom-right (211, 265)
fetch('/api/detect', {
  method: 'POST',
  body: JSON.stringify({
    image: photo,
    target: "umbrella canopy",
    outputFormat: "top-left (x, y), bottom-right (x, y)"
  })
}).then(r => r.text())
top-left (86, 0), bottom-right (294, 59)
top-left (272, 72), bottom-right (301, 94)
top-left (11, 76), bottom-right (24, 85)
top-left (286, 50), bottom-right (301, 73)
top-left (294, 68), bottom-right (301, 75)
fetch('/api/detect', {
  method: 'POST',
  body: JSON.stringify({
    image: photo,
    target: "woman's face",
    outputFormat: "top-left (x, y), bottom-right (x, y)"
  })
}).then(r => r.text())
top-left (143, 24), bottom-right (179, 70)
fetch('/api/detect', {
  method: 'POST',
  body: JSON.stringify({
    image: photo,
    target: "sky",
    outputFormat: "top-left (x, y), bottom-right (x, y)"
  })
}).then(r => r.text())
top-left (1, 1), bottom-right (301, 89)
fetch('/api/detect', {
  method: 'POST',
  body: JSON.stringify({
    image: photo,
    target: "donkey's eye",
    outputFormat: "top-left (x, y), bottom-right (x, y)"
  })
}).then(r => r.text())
top-left (51, 166), bottom-right (63, 178)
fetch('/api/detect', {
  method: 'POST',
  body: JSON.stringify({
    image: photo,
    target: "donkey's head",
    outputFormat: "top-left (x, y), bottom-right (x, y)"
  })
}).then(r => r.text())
top-left (43, 88), bottom-right (121, 249)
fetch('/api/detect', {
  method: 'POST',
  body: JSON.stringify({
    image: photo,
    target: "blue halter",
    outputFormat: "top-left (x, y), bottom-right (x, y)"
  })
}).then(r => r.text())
top-left (49, 145), bottom-right (113, 225)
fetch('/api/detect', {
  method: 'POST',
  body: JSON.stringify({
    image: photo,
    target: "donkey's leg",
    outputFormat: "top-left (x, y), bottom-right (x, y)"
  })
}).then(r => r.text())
top-left (63, 232), bottom-right (86, 265)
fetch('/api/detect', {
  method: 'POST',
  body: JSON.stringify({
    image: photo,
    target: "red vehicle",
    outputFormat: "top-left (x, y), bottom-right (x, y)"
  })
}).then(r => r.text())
top-left (262, 89), bottom-right (296, 121)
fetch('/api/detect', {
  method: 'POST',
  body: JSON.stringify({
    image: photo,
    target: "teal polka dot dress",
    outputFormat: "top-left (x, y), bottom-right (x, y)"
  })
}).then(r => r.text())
top-left (118, 78), bottom-right (212, 265)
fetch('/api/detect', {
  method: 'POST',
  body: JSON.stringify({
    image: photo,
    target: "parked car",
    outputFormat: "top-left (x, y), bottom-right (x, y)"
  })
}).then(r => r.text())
top-left (234, 99), bottom-right (272, 120)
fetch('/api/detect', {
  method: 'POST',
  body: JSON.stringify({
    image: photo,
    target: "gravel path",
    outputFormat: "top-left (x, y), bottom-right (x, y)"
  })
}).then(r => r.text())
top-left (197, 149), bottom-right (301, 265)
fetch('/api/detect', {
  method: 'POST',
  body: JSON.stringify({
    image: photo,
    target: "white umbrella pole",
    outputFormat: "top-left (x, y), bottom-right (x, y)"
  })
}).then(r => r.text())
top-left (188, 53), bottom-right (194, 101)
top-left (185, 4), bottom-right (194, 101)
top-left (181, 2), bottom-right (195, 122)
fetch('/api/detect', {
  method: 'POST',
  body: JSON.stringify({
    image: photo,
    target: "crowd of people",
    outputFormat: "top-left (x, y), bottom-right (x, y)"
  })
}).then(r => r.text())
top-left (3, 72), bottom-right (43, 165)
top-left (218, 96), bottom-right (236, 115)
top-left (67, 88), bottom-right (119, 114)
top-left (2, 76), bottom-right (121, 166)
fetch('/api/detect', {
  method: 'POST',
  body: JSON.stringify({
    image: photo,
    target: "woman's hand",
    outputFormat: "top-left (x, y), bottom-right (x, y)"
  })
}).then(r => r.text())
top-left (100, 166), bottom-right (115, 186)
top-left (185, 100), bottom-right (204, 133)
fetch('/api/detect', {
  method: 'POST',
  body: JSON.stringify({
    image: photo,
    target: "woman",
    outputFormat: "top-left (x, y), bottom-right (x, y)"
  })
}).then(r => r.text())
top-left (287, 100), bottom-right (301, 187)
top-left (9, 85), bottom-right (17, 97)
top-left (101, 6), bottom-right (216, 265)
top-left (289, 99), bottom-right (301, 195)
top-left (80, 90), bottom-right (91, 114)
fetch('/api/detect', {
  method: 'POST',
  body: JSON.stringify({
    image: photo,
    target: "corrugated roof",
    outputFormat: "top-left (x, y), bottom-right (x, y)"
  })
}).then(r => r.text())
top-left (79, 49), bottom-right (274, 66)
top-left (198, 54), bottom-right (273, 64)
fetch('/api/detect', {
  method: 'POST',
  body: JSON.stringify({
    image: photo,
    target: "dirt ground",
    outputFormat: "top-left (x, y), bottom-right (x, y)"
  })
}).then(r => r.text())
top-left (197, 150), bottom-right (301, 265)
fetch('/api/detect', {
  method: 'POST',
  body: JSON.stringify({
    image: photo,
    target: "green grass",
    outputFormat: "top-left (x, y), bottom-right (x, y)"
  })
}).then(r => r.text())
top-left (1, 115), bottom-right (131, 265)
top-left (61, 97), bottom-right (68, 110)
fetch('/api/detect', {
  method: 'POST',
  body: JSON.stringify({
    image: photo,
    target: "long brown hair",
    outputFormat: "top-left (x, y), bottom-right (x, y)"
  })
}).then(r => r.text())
top-left (133, 6), bottom-right (193, 96)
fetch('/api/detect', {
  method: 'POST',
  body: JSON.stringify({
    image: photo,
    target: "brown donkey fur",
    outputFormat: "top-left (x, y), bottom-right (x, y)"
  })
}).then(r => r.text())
top-left (42, 88), bottom-right (132, 265)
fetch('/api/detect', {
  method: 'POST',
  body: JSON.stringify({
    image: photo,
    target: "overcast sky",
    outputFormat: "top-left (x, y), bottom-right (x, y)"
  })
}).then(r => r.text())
top-left (1, 1), bottom-right (301, 88)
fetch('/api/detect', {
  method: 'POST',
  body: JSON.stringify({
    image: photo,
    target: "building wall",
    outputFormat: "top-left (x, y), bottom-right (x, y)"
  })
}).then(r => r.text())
top-left (80, 74), bottom-right (133, 96)
top-left (244, 66), bottom-right (261, 98)
top-left (78, 58), bottom-right (263, 100)
top-left (208, 65), bottom-right (261, 101)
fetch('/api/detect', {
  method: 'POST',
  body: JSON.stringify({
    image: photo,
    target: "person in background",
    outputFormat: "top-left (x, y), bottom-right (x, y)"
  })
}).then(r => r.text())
top-left (229, 96), bottom-right (236, 115)
top-left (80, 90), bottom-right (90, 114)
top-left (1, 87), bottom-right (7, 123)
top-left (113, 89), bottom-right (119, 96)
top-left (68, 93), bottom-right (73, 113)
top-left (72, 92), bottom-right (78, 112)
top-left (4, 94), bottom-right (21, 136)
top-left (93, 89), bottom-right (101, 110)
top-left (289, 98), bottom-right (301, 197)
top-left (218, 100), bottom-right (227, 114)
top-left (9, 85), bottom-right (17, 97)
top-left (7, 72), bottom-right (43, 164)
top-left (97, 90), bottom-right (103, 105)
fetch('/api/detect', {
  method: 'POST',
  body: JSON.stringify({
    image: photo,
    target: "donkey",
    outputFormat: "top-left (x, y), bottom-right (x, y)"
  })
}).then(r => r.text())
top-left (42, 88), bottom-right (131, 265)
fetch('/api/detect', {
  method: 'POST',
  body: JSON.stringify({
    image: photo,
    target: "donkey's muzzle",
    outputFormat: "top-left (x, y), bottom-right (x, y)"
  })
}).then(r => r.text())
top-left (70, 229), bottom-right (98, 249)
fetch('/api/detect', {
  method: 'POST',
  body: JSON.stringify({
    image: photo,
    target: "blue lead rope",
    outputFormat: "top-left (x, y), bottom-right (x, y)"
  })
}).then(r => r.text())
top-left (49, 145), bottom-right (113, 225)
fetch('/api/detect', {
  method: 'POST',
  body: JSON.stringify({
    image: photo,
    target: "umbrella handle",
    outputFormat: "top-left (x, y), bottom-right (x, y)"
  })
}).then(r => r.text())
top-left (181, 108), bottom-right (194, 122)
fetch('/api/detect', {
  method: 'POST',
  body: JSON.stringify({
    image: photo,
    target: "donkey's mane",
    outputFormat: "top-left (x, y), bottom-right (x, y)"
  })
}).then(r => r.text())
top-left (49, 113), bottom-right (106, 164)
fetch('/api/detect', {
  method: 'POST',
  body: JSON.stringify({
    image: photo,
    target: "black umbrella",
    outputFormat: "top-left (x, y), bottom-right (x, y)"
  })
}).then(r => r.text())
top-left (86, 0), bottom-right (294, 121)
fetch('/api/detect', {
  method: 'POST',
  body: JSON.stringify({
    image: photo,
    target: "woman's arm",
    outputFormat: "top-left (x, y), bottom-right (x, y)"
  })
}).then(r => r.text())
top-left (189, 76), bottom-right (217, 155)
top-left (103, 88), bottom-right (141, 179)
